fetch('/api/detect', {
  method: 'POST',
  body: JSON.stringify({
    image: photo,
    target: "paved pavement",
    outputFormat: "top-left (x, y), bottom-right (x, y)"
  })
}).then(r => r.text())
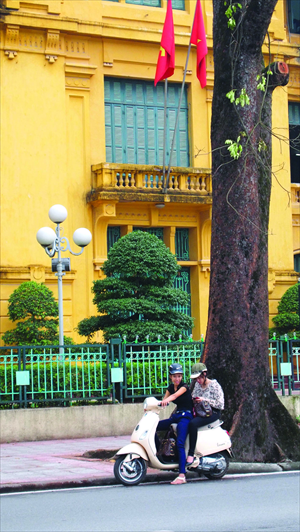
top-left (1, 436), bottom-right (299, 493)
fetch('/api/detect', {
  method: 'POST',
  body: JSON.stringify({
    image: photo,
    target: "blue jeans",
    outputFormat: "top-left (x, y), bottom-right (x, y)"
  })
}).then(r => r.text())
top-left (156, 411), bottom-right (193, 474)
top-left (188, 412), bottom-right (220, 456)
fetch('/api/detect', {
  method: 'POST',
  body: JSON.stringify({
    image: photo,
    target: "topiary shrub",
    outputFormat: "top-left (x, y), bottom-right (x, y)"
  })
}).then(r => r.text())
top-left (77, 231), bottom-right (194, 343)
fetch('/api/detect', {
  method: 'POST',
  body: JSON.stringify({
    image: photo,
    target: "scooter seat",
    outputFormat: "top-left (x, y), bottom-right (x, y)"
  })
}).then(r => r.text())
top-left (198, 419), bottom-right (223, 431)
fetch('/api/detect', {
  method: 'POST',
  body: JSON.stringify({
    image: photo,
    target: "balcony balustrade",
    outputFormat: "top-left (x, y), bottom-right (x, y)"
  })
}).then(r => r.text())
top-left (88, 163), bottom-right (212, 204)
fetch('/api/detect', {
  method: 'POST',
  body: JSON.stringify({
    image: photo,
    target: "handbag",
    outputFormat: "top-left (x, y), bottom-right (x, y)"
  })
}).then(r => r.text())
top-left (193, 400), bottom-right (212, 418)
top-left (158, 426), bottom-right (177, 458)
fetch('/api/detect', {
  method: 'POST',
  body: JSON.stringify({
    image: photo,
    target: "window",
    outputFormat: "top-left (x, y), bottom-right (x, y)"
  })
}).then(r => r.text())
top-left (172, 0), bottom-right (185, 9)
top-left (104, 78), bottom-right (189, 167)
top-left (289, 103), bottom-right (300, 183)
top-left (126, 0), bottom-right (160, 6)
top-left (133, 227), bottom-right (164, 240)
top-left (175, 228), bottom-right (190, 260)
top-left (125, 1), bottom-right (185, 8)
top-left (287, 0), bottom-right (300, 34)
top-left (173, 266), bottom-right (191, 333)
top-left (294, 254), bottom-right (300, 273)
top-left (107, 226), bottom-right (121, 252)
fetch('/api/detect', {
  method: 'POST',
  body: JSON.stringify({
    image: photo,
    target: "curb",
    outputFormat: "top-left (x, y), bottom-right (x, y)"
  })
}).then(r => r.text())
top-left (228, 461), bottom-right (300, 474)
top-left (1, 461), bottom-right (299, 494)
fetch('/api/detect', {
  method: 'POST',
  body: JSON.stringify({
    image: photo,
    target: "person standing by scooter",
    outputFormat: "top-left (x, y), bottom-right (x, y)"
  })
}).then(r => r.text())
top-left (186, 362), bottom-right (225, 468)
top-left (156, 363), bottom-right (193, 485)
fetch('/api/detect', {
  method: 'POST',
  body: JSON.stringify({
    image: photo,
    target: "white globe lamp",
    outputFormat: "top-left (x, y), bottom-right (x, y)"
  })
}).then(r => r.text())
top-left (73, 228), bottom-right (92, 248)
top-left (36, 227), bottom-right (56, 248)
top-left (49, 204), bottom-right (68, 224)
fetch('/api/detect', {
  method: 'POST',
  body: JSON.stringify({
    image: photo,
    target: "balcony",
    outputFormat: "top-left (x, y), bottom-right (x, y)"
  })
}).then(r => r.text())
top-left (291, 184), bottom-right (300, 205)
top-left (87, 163), bottom-right (212, 205)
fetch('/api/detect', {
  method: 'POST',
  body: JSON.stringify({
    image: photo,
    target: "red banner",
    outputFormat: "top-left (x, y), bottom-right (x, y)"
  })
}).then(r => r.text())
top-left (154, 0), bottom-right (175, 86)
top-left (191, 0), bottom-right (208, 88)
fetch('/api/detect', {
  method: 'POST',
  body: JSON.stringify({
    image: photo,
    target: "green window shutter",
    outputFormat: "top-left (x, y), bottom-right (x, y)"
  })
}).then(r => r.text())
top-left (289, 103), bottom-right (300, 125)
top-left (289, 103), bottom-right (300, 184)
top-left (175, 229), bottom-right (190, 260)
top-left (294, 254), bottom-right (300, 273)
top-left (137, 106), bottom-right (146, 163)
top-left (107, 226), bottom-right (121, 252)
top-left (113, 105), bottom-right (124, 163)
top-left (147, 107), bottom-right (157, 165)
top-left (173, 267), bottom-right (191, 325)
top-left (106, 1), bottom-right (184, 10)
top-left (104, 78), bottom-right (189, 167)
top-left (126, 0), bottom-right (161, 6)
top-left (125, 106), bottom-right (136, 163)
top-left (173, 0), bottom-right (185, 10)
top-left (287, 0), bottom-right (300, 34)
top-left (133, 227), bottom-right (164, 240)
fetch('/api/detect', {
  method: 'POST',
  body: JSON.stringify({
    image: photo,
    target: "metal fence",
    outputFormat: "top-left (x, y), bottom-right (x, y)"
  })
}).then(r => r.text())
top-left (269, 339), bottom-right (300, 395)
top-left (0, 341), bottom-right (204, 408)
top-left (0, 344), bottom-right (111, 408)
top-left (0, 339), bottom-right (299, 408)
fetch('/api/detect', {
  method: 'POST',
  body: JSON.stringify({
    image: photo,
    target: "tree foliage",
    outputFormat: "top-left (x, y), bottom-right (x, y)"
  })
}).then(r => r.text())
top-left (77, 231), bottom-right (194, 342)
top-left (204, 0), bottom-right (300, 462)
top-left (2, 281), bottom-right (72, 346)
top-left (271, 284), bottom-right (299, 336)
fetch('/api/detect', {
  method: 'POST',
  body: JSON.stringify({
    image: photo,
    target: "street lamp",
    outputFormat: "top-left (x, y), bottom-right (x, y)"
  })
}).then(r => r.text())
top-left (36, 204), bottom-right (92, 352)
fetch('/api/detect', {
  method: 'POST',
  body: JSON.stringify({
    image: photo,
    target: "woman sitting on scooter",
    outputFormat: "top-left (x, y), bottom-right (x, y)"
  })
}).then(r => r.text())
top-left (186, 362), bottom-right (224, 468)
top-left (156, 363), bottom-right (193, 485)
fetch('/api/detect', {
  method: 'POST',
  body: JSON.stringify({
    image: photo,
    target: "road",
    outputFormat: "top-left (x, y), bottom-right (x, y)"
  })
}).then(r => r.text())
top-left (1, 472), bottom-right (299, 532)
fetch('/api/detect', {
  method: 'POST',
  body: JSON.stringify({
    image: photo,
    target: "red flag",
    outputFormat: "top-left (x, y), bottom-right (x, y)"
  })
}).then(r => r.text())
top-left (154, 0), bottom-right (175, 86)
top-left (191, 0), bottom-right (207, 88)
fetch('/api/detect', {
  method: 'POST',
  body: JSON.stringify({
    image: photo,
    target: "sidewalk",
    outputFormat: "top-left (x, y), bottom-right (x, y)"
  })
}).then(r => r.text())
top-left (1, 436), bottom-right (299, 493)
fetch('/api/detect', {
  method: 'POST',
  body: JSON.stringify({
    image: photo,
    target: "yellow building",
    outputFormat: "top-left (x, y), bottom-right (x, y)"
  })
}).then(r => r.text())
top-left (0, 0), bottom-right (299, 344)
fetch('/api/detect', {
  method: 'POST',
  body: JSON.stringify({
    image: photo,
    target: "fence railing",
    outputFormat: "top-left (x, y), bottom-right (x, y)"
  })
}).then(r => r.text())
top-left (269, 338), bottom-right (300, 395)
top-left (0, 341), bottom-right (204, 408)
top-left (0, 339), bottom-right (299, 408)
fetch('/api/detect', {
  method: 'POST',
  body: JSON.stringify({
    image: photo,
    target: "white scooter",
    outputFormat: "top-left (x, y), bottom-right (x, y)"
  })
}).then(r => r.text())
top-left (114, 397), bottom-right (233, 486)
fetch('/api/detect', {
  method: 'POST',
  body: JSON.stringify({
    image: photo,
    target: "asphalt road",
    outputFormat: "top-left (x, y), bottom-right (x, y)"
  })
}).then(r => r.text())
top-left (1, 472), bottom-right (299, 532)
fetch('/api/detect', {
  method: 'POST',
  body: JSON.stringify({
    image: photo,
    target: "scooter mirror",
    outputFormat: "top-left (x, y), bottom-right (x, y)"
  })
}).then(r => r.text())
top-left (143, 397), bottom-right (161, 412)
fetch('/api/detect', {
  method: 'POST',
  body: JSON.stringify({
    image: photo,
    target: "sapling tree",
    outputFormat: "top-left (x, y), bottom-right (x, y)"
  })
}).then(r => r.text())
top-left (204, 0), bottom-right (300, 461)
top-left (77, 231), bottom-right (193, 342)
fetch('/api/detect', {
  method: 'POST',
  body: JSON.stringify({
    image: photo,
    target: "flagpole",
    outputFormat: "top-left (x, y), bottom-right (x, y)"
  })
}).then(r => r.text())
top-left (163, 7), bottom-right (198, 194)
top-left (163, 78), bottom-right (168, 190)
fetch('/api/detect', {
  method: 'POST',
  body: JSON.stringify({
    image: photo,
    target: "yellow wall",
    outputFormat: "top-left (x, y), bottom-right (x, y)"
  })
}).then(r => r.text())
top-left (0, 0), bottom-right (299, 344)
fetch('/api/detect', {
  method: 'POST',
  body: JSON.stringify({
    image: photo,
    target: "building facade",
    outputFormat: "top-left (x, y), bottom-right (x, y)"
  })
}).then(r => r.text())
top-left (0, 0), bottom-right (299, 344)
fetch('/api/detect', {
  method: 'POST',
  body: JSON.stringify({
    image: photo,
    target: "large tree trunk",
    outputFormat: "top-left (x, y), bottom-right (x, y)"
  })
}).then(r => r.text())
top-left (205, 0), bottom-right (300, 461)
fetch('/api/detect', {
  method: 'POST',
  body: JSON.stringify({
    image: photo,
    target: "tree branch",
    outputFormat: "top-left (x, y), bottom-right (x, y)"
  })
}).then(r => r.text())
top-left (265, 62), bottom-right (289, 91)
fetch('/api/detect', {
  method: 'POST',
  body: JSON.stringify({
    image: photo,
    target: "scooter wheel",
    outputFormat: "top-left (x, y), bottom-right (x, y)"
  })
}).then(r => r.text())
top-left (202, 452), bottom-right (230, 480)
top-left (114, 455), bottom-right (147, 486)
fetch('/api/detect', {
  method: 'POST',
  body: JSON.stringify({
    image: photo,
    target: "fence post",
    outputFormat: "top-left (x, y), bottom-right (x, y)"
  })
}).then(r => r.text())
top-left (17, 346), bottom-right (23, 407)
top-left (22, 346), bottom-right (28, 408)
top-left (109, 338), bottom-right (123, 404)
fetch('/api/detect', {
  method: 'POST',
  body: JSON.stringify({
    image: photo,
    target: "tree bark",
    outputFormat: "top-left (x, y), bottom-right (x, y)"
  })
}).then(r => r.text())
top-left (205, 0), bottom-right (300, 461)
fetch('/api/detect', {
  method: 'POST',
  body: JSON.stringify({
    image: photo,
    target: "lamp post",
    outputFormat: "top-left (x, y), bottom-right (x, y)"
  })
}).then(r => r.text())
top-left (36, 204), bottom-right (92, 352)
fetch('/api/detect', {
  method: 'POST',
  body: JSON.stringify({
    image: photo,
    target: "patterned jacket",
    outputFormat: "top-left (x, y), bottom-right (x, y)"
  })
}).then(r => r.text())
top-left (192, 379), bottom-right (224, 410)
